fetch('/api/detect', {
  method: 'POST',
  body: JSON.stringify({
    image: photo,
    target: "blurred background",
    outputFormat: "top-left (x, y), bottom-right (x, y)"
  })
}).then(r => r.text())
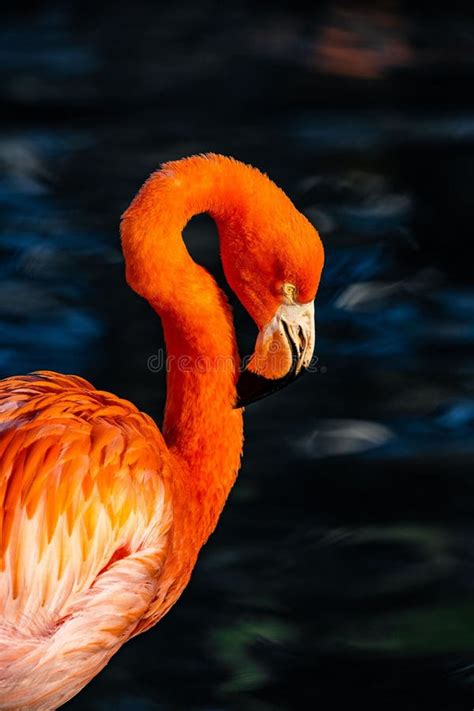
top-left (1, 1), bottom-right (474, 709)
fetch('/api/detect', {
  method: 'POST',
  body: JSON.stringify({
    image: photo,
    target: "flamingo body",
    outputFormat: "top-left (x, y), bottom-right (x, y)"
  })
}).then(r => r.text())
top-left (0, 154), bottom-right (324, 709)
top-left (0, 372), bottom-right (173, 708)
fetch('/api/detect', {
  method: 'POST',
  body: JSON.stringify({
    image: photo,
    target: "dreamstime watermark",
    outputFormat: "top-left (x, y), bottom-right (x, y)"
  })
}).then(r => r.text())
top-left (147, 348), bottom-right (327, 374)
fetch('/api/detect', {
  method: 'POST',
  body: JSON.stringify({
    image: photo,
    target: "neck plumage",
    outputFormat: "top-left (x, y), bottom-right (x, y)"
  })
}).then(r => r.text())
top-left (120, 155), bottom-right (246, 524)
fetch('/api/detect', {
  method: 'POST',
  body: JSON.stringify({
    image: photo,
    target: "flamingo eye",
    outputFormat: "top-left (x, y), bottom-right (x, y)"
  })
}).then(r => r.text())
top-left (282, 282), bottom-right (297, 304)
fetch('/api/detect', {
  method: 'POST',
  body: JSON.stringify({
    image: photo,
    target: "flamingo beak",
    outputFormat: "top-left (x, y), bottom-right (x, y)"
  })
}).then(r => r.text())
top-left (234, 300), bottom-right (315, 408)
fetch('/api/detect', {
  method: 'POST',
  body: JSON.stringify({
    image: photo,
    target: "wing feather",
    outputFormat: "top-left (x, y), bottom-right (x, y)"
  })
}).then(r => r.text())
top-left (0, 372), bottom-right (172, 637)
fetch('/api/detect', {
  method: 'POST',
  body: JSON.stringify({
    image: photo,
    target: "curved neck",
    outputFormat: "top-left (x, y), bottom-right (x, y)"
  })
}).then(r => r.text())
top-left (120, 156), bottom-right (245, 520)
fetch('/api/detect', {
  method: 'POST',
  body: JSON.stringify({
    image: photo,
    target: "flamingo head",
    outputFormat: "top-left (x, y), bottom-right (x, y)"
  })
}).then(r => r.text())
top-left (214, 162), bottom-right (324, 408)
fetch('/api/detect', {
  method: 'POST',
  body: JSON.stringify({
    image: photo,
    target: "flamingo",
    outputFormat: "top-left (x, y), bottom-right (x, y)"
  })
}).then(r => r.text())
top-left (0, 154), bottom-right (324, 709)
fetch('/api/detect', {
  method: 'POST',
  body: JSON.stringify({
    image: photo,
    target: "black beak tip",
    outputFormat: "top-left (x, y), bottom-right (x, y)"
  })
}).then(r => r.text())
top-left (234, 364), bottom-right (306, 409)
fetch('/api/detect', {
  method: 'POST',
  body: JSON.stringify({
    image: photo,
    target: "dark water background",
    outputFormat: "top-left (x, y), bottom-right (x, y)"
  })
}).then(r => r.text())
top-left (1, 2), bottom-right (474, 709)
